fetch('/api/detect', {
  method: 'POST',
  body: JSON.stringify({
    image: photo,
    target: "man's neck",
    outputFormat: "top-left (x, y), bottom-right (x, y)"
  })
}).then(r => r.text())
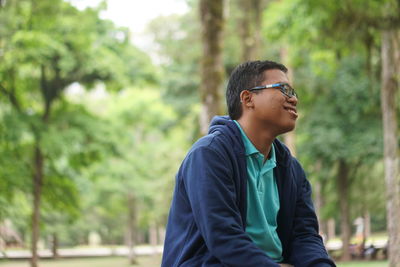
top-left (236, 117), bottom-right (276, 158)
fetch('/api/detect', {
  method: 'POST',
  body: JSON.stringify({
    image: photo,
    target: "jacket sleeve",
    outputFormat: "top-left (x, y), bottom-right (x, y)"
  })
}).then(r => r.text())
top-left (289, 160), bottom-right (336, 267)
top-left (182, 145), bottom-right (280, 267)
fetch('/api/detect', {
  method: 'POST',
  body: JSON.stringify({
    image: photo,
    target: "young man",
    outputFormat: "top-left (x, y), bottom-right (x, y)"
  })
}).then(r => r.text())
top-left (162, 60), bottom-right (335, 267)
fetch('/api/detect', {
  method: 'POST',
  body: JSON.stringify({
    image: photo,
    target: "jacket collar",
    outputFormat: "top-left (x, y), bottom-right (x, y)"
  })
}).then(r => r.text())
top-left (208, 116), bottom-right (292, 167)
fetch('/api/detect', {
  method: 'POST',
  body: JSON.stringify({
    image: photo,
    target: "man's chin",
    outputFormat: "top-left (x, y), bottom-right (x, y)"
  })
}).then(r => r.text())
top-left (280, 123), bottom-right (296, 135)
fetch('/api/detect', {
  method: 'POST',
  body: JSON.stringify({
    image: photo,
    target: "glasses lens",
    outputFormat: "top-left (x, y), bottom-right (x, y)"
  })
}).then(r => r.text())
top-left (282, 84), bottom-right (296, 98)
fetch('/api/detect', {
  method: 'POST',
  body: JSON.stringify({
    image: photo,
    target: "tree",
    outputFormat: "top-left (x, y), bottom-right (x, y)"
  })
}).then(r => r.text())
top-left (297, 1), bottom-right (400, 263)
top-left (262, 0), bottom-right (400, 262)
top-left (146, 12), bottom-right (202, 120)
top-left (0, 1), bottom-right (156, 266)
top-left (380, 27), bottom-right (400, 266)
top-left (237, 0), bottom-right (265, 61)
top-left (199, 0), bottom-right (225, 134)
top-left (74, 88), bottom-right (188, 264)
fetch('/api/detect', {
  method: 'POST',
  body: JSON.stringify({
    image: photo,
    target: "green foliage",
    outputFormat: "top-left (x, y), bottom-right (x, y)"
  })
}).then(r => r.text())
top-left (0, 109), bottom-right (32, 219)
top-left (146, 12), bottom-right (201, 115)
top-left (60, 88), bottom-right (189, 245)
top-left (262, 0), bottom-right (389, 229)
top-left (0, 0), bottom-right (395, 249)
top-left (0, 0), bottom-right (156, 94)
top-left (0, 0), bottom-right (160, 247)
top-left (300, 56), bottom-right (382, 162)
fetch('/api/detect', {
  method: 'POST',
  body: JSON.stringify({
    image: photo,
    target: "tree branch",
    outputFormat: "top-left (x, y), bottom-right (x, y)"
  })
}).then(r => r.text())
top-left (0, 83), bottom-right (21, 112)
top-left (40, 65), bottom-right (53, 122)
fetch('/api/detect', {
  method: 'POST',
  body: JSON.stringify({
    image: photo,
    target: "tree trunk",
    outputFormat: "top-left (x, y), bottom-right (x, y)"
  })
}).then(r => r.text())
top-left (238, 0), bottom-right (263, 61)
top-left (30, 66), bottom-right (55, 267)
top-left (149, 223), bottom-right (158, 255)
top-left (320, 182), bottom-right (329, 242)
top-left (30, 66), bottom-right (53, 267)
top-left (314, 180), bottom-right (328, 242)
top-left (0, 221), bottom-right (6, 258)
top-left (327, 218), bottom-right (336, 241)
top-left (363, 211), bottom-right (370, 242)
top-left (31, 145), bottom-right (43, 267)
top-left (313, 161), bottom-right (326, 240)
top-left (127, 193), bottom-right (137, 265)
top-left (337, 160), bottom-right (351, 261)
top-left (51, 233), bottom-right (59, 259)
top-left (380, 28), bottom-right (400, 267)
top-left (199, 0), bottom-right (225, 135)
top-left (238, 0), bottom-right (252, 61)
top-left (251, 0), bottom-right (263, 60)
top-left (314, 177), bottom-right (330, 244)
top-left (361, 210), bottom-right (370, 256)
top-left (158, 226), bottom-right (166, 245)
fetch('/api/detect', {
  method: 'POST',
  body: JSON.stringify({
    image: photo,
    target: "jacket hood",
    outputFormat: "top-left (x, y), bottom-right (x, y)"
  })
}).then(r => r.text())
top-left (208, 115), bottom-right (233, 134)
top-left (208, 116), bottom-right (244, 154)
top-left (208, 115), bottom-right (292, 166)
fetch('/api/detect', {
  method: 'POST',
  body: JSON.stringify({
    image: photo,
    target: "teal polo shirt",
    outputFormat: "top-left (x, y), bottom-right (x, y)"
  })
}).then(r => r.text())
top-left (234, 121), bottom-right (283, 262)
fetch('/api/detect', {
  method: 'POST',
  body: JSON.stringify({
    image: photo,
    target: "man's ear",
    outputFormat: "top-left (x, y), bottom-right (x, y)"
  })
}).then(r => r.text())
top-left (240, 90), bottom-right (254, 109)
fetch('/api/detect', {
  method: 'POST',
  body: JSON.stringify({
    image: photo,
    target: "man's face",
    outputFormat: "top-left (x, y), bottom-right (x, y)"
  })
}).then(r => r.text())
top-left (250, 69), bottom-right (298, 134)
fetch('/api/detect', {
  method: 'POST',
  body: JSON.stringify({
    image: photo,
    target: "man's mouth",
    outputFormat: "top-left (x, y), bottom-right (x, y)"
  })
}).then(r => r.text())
top-left (284, 106), bottom-right (298, 118)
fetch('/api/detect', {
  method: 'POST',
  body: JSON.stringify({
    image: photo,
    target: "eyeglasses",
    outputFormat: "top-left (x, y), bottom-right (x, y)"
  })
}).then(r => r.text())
top-left (248, 83), bottom-right (298, 98)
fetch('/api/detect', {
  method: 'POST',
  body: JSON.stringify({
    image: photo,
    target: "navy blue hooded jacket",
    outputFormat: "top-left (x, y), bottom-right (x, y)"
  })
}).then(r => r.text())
top-left (162, 116), bottom-right (335, 267)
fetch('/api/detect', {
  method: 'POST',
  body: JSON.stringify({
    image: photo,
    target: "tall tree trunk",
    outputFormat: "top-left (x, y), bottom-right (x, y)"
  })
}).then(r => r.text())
top-left (158, 226), bottom-right (166, 245)
top-left (30, 66), bottom-right (53, 267)
top-left (31, 145), bottom-right (43, 267)
top-left (319, 189), bottom-right (329, 242)
top-left (51, 233), bottom-right (59, 259)
top-left (361, 210), bottom-right (370, 256)
top-left (380, 28), bottom-right (400, 267)
top-left (314, 180), bottom-right (326, 241)
top-left (127, 193), bottom-right (137, 265)
top-left (338, 160), bottom-right (351, 261)
top-left (199, 0), bottom-right (225, 135)
top-left (238, 0), bottom-right (252, 61)
top-left (149, 223), bottom-right (158, 255)
top-left (313, 161), bottom-right (327, 241)
top-left (252, 0), bottom-right (263, 59)
top-left (0, 221), bottom-right (6, 258)
top-left (327, 218), bottom-right (336, 241)
top-left (314, 180), bottom-right (329, 243)
top-left (238, 0), bottom-right (264, 61)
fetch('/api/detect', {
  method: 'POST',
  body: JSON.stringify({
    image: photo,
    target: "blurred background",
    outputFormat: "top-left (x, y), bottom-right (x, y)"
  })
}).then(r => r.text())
top-left (0, 0), bottom-right (399, 266)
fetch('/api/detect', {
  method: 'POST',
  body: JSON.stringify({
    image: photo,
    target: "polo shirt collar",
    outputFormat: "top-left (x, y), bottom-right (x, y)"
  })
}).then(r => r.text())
top-left (233, 120), bottom-right (276, 162)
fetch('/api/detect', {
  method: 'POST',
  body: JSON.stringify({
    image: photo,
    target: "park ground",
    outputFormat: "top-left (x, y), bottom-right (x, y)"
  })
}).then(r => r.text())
top-left (0, 257), bottom-right (389, 267)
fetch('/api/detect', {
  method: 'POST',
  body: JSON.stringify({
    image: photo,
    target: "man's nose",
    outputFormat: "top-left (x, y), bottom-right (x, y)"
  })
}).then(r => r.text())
top-left (287, 95), bottom-right (298, 106)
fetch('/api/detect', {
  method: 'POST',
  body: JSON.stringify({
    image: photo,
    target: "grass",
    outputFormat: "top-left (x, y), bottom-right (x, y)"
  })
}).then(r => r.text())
top-left (0, 257), bottom-right (388, 267)
top-left (336, 261), bottom-right (388, 267)
top-left (0, 256), bottom-right (162, 267)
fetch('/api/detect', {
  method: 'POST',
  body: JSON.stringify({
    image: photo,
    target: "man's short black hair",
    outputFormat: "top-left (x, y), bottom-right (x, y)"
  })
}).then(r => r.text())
top-left (226, 60), bottom-right (288, 120)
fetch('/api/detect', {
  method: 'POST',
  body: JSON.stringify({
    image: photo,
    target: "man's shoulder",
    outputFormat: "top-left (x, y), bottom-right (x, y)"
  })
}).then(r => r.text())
top-left (190, 129), bottom-right (238, 155)
top-left (175, 130), bottom-right (241, 175)
top-left (176, 131), bottom-right (239, 181)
